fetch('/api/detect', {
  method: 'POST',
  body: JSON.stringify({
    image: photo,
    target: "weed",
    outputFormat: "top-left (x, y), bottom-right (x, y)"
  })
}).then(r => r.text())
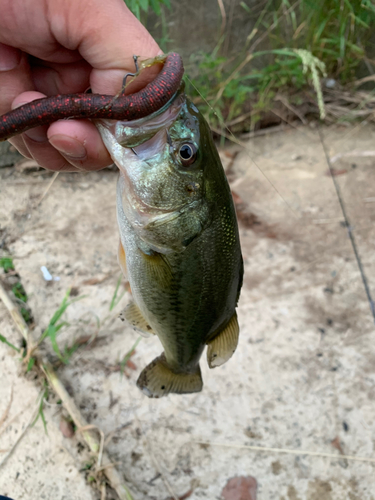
top-left (120, 336), bottom-right (142, 377)
top-left (123, 485), bottom-right (136, 500)
top-left (1, 254), bottom-right (32, 323)
top-left (110, 275), bottom-right (126, 312)
top-left (182, 0), bottom-right (374, 129)
top-left (0, 257), bottom-right (14, 273)
top-left (0, 333), bottom-right (20, 353)
top-left (32, 384), bottom-right (48, 434)
top-left (125, 0), bottom-right (170, 20)
top-left (185, 48), bottom-right (323, 129)
top-left (37, 289), bottom-right (86, 365)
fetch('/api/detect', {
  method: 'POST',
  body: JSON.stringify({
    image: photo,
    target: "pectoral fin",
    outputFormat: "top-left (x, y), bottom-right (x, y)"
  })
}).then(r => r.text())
top-left (119, 301), bottom-right (155, 338)
top-left (139, 249), bottom-right (173, 290)
top-left (137, 353), bottom-right (203, 398)
top-left (206, 312), bottom-right (239, 368)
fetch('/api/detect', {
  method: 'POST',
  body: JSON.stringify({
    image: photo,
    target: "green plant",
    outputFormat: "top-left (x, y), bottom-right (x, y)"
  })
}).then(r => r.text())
top-left (36, 289), bottom-right (86, 365)
top-left (0, 256), bottom-right (14, 273)
top-left (110, 275), bottom-right (126, 312)
top-left (185, 0), bottom-right (375, 129)
top-left (186, 48), bottom-right (323, 128)
top-left (0, 333), bottom-right (20, 352)
top-left (32, 384), bottom-right (49, 434)
top-left (296, 0), bottom-right (375, 80)
top-left (1, 254), bottom-right (32, 323)
top-left (120, 336), bottom-right (142, 377)
top-left (125, 0), bottom-right (170, 20)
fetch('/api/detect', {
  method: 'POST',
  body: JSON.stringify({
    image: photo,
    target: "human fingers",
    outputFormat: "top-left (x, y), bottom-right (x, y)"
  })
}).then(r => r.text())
top-left (0, 47), bottom-right (36, 159)
top-left (30, 58), bottom-right (92, 95)
top-left (47, 119), bottom-right (112, 171)
top-left (0, 44), bottom-right (34, 114)
top-left (10, 91), bottom-right (112, 171)
top-left (48, 0), bottom-right (163, 95)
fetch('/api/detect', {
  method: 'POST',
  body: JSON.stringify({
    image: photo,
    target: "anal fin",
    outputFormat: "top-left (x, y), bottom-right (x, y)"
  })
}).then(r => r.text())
top-left (137, 353), bottom-right (203, 398)
top-left (119, 301), bottom-right (155, 338)
top-left (206, 312), bottom-right (239, 368)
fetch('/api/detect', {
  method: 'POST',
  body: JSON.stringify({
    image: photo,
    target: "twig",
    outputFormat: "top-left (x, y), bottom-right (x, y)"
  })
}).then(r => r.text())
top-left (216, 0), bottom-right (226, 41)
top-left (79, 424), bottom-right (105, 469)
top-left (275, 94), bottom-right (308, 125)
top-left (0, 386), bottom-right (13, 432)
top-left (240, 123), bottom-right (289, 139)
top-left (33, 171), bottom-right (59, 207)
top-left (192, 441), bottom-right (375, 464)
top-left (146, 443), bottom-right (179, 500)
top-left (0, 399), bottom-right (34, 439)
top-left (0, 389), bottom-right (44, 469)
top-left (0, 283), bottom-right (135, 500)
top-left (353, 75), bottom-right (375, 87)
top-left (101, 481), bottom-right (107, 500)
top-left (330, 150), bottom-right (375, 164)
top-left (0, 281), bottom-right (33, 350)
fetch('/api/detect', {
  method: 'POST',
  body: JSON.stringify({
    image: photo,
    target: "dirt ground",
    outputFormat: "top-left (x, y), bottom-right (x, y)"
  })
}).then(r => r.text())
top-left (0, 123), bottom-right (375, 500)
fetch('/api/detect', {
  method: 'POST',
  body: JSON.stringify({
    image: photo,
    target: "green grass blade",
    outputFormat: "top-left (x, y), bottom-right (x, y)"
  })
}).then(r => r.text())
top-left (123, 485), bottom-right (135, 500)
top-left (32, 388), bottom-right (48, 435)
top-left (0, 257), bottom-right (14, 272)
top-left (0, 333), bottom-right (20, 352)
top-left (110, 275), bottom-right (126, 311)
top-left (120, 337), bottom-right (142, 377)
top-left (26, 357), bottom-right (36, 372)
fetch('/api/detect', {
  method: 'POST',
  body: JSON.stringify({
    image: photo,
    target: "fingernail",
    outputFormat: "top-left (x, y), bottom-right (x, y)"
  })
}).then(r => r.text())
top-left (49, 135), bottom-right (87, 159)
top-left (24, 127), bottom-right (48, 143)
top-left (0, 43), bottom-right (21, 71)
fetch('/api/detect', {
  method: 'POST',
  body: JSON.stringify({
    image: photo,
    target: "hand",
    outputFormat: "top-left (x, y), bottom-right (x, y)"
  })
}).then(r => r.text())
top-left (0, 0), bottom-right (162, 172)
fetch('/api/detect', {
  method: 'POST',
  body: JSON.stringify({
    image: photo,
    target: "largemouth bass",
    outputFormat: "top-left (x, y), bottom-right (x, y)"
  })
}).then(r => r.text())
top-left (97, 90), bottom-right (243, 398)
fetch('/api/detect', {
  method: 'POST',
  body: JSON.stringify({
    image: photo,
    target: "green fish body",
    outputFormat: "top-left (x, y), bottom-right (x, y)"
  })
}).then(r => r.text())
top-left (97, 92), bottom-right (243, 397)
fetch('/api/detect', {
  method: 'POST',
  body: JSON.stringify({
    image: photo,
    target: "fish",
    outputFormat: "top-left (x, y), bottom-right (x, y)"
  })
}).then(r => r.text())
top-left (96, 88), bottom-right (243, 398)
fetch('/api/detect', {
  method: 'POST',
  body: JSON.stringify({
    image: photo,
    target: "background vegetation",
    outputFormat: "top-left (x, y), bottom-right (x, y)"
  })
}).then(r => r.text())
top-left (126, 0), bottom-right (375, 132)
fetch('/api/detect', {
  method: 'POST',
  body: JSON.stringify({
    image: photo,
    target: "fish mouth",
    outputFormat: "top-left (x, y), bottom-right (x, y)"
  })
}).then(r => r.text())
top-left (98, 90), bottom-right (185, 150)
top-left (97, 89), bottom-right (199, 237)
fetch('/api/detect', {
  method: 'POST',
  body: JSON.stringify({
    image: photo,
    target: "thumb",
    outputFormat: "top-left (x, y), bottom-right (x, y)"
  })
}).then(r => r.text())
top-left (50, 0), bottom-right (163, 94)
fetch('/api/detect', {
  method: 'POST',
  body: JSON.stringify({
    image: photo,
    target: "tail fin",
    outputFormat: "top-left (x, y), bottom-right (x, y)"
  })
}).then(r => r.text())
top-left (136, 353), bottom-right (203, 398)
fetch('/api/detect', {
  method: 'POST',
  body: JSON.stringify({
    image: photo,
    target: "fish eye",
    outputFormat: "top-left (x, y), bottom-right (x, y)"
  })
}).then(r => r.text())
top-left (178, 143), bottom-right (197, 167)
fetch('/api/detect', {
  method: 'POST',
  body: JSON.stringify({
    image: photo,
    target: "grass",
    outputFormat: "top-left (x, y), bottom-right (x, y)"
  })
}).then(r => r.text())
top-left (0, 257), bottom-right (14, 273)
top-left (0, 333), bottom-right (20, 353)
top-left (125, 0), bottom-right (170, 21)
top-left (0, 255), bottom-right (32, 324)
top-left (120, 336), bottom-right (142, 377)
top-left (135, 0), bottom-right (375, 130)
top-left (32, 384), bottom-right (49, 434)
top-left (110, 274), bottom-right (127, 312)
top-left (35, 289), bottom-right (87, 365)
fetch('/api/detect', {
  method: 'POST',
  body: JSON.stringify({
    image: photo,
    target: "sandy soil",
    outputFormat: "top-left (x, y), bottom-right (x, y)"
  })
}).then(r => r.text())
top-left (0, 123), bottom-right (375, 500)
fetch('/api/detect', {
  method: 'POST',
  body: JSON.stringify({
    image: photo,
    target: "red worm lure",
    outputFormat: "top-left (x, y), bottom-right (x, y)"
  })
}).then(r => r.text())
top-left (0, 52), bottom-right (184, 142)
